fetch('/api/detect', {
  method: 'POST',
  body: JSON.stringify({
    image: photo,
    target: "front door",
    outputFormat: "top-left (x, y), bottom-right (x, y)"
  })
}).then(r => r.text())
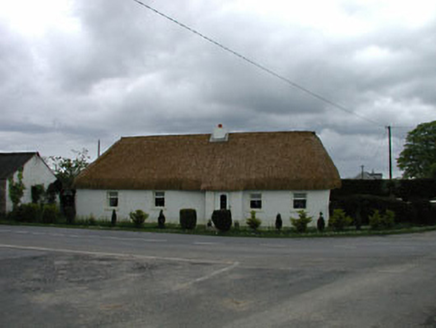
top-left (220, 194), bottom-right (227, 210)
top-left (216, 193), bottom-right (229, 210)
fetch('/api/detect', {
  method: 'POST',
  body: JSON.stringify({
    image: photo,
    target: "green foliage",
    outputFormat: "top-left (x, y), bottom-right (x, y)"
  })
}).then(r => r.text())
top-left (41, 204), bottom-right (60, 224)
top-left (8, 203), bottom-right (41, 222)
top-left (290, 210), bottom-right (312, 233)
top-left (369, 209), bottom-right (395, 230)
top-left (158, 209), bottom-right (166, 229)
top-left (129, 209), bottom-right (149, 228)
top-left (179, 209), bottom-right (197, 230)
top-left (275, 213), bottom-right (283, 231)
top-left (88, 214), bottom-right (97, 226)
top-left (64, 206), bottom-right (75, 224)
top-left (246, 211), bottom-right (261, 231)
top-left (234, 220), bottom-right (240, 230)
top-left (397, 121), bottom-right (436, 178)
top-left (328, 209), bottom-right (352, 231)
top-left (8, 168), bottom-right (25, 210)
top-left (49, 148), bottom-right (90, 189)
top-left (211, 209), bottom-right (232, 232)
top-left (31, 184), bottom-right (45, 204)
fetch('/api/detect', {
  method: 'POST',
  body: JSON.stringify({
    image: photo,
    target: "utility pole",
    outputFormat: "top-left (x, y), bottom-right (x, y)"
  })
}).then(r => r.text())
top-left (387, 126), bottom-right (392, 180)
top-left (98, 139), bottom-right (101, 158)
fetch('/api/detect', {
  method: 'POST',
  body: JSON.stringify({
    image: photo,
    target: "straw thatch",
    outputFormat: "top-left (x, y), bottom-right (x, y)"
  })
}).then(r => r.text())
top-left (74, 131), bottom-right (341, 191)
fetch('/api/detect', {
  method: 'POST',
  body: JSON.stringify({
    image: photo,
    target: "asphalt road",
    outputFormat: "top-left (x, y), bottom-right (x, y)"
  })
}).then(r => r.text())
top-left (1, 225), bottom-right (436, 327)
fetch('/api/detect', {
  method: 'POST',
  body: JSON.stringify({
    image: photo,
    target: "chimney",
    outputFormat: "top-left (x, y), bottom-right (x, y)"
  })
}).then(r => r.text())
top-left (209, 124), bottom-right (229, 143)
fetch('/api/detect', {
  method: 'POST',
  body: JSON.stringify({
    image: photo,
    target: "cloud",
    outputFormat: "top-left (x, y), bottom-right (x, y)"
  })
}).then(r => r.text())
top-left (0, 0), bottom-right (435, 178)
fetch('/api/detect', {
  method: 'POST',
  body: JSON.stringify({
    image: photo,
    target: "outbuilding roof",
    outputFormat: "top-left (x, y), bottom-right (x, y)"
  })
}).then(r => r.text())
top-left (74, 131), bottom-right (341, 191)
top-left (0, 152), bottom-right (37, 180)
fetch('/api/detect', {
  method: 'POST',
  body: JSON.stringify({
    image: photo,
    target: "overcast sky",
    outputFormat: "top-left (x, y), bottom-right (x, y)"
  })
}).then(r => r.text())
top-left (1, 0), bottom-right (435, 178)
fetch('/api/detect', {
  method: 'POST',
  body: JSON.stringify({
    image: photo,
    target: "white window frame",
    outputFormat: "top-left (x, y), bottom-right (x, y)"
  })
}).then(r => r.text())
top-left (154, 191), bottom-right (165, 208)
top-left (293, 192), bottom-right (307, 209)
top-left (250, 193), bottom-right (262, 210)
top-left (107, 191), bottom-right (119, 208)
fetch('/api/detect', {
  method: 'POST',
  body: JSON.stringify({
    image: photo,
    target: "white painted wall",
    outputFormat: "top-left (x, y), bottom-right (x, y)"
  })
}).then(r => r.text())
top-left (240, 190), bottom-right (330, 227)
top-left (5, 155), bottom-right (57, 213)
top-left (76, 190), bottom-right (206, 224)
top-left (76, 189), bottom-right (331, 227)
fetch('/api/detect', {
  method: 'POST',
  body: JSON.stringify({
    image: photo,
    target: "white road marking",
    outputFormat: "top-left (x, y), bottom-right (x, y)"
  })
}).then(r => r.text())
top-left (176, 261), bottom-right (240, 290)
top-left (260, 243), bottom-right (288, 248)
top-left (193, 242), bottom-right (219, 246)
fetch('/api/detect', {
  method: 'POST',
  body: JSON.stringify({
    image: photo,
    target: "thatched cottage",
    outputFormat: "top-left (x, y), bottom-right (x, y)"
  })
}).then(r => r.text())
top-left (74, 126), bottom-right (341, 226)
top-left (0, 152), bottom-right (57, 216)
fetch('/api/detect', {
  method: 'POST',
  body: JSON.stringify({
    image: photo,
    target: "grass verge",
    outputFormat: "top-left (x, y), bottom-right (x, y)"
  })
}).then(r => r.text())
top-left (1, 219), bottom-right (436, 238)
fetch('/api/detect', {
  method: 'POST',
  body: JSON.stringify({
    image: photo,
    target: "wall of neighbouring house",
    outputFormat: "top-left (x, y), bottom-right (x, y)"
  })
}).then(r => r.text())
top-left (5, 156), bottom-right (57, 213)
top-left (76, 189), bottom-right (331, 227)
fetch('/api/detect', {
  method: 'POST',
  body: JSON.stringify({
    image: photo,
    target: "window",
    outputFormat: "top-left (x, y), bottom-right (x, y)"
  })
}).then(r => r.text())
top-left (107, 191), bottom-right (118, 207)
top-left (154, 191), bottom-right (165, 207)
top-left (293, 193), bottom-right (307, 209)
top-left (250, 193), bottom-right (262, 209)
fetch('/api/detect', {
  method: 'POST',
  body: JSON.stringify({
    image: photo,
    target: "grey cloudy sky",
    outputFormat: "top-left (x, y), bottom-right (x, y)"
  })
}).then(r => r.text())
top-left (1, 0), bottom-right (435, 178)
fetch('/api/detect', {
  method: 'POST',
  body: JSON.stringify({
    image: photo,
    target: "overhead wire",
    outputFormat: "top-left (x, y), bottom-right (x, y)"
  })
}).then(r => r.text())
top-left (131, 0), bottom-right (384, 127)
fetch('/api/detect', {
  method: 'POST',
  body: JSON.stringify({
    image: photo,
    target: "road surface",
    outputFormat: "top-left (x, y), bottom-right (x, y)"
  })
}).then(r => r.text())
top-left (0, 225), bottom-right (435, 327)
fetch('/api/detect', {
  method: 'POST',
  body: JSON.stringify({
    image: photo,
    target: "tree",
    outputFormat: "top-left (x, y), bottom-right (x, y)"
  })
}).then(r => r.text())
top-left (49, 149), bottom-right (90, 189)
top-left (397, 121), bottom-right (436, 179)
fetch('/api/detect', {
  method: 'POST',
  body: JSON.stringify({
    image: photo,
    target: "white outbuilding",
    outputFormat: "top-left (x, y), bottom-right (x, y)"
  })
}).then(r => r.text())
top-left (0, 152), bottom-right (57, 215)
top-left (74, 127), bottom-right (341, 226)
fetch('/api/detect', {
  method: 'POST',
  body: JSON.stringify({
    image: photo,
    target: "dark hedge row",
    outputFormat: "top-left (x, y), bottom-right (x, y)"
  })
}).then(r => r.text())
top-left (330, 195), bottom-right (436, 226)
top-left (332, 179), bottom-right (436, 201)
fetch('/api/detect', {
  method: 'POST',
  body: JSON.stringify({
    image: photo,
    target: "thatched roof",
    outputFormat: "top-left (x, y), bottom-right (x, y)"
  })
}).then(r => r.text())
top-left (0, 152), bottom-right (37, 180)
top-left (74, 131), bottom-right (341, 191)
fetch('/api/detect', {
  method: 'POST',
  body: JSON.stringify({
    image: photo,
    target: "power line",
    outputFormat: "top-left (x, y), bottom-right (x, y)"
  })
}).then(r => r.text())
top-left (131, 0), bottom-right (383, 127)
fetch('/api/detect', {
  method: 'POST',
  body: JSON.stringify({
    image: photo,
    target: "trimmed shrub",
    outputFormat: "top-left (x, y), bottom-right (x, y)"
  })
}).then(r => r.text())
top-left (317, 212), bottom-right (325, 232)
top-left (158, 209), bottom-right (166, 229)
top-left (383, 210), bottom-right (395, 229)
top-left (179, 209), bottom-right (197, 230)
top-left (211, 209), bottom-right (232, 232)
top-left (41, 204), bottom-right (60, 224)
top-left (368, 209), bottom-right (382, 230)
top-left (129, 209), bottom-right (149, 228)
top-left (328, 209), bottom-right (352, 231)
top-left (111, 209), bottom-right (117, 226)
top-left (291, 210), bottom-right (312, 233)
top-left (275, 213), bottom-right (283, 231)
top-left (369, 209), bottom-right (395, 230)
top-left (246, 211), bottom-right (261, 231)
